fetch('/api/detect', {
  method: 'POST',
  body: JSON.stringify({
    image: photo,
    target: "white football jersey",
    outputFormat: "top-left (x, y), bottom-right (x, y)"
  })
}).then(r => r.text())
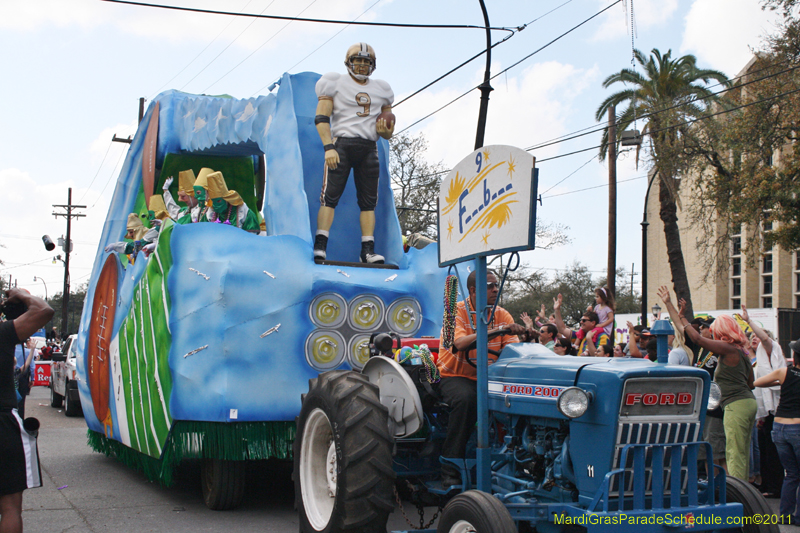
top-left (316, 72), bottom-right (394, 142)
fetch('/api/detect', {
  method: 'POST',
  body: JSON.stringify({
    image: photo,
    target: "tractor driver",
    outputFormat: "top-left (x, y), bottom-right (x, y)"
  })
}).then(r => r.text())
top-left (435, 270), bottom-right (530, 489)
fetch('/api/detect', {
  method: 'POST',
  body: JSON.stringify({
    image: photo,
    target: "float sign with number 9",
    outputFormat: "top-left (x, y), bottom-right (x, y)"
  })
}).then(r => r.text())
top-left (438, 145), bottom-right (537, 266)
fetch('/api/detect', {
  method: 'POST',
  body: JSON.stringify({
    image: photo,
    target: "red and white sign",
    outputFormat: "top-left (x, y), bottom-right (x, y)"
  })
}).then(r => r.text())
top-left (32, 361), bottom-right (51, 387)
top-left (625, 392), bottom-right (693, 406)
top-left (489, 381), bottom-right (565, 400)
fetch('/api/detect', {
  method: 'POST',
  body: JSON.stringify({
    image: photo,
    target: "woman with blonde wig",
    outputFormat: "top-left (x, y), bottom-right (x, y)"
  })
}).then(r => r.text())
top-left (679, 302), bottom-right (756, 480)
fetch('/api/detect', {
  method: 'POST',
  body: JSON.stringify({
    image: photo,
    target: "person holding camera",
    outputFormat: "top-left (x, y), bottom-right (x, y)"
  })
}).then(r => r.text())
top-left (0, 288), bottom-right (54, 533)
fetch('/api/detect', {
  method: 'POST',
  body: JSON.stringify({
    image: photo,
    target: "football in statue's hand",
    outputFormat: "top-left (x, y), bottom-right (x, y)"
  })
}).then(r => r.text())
top-left (376, 111), bottom-right (396, 130)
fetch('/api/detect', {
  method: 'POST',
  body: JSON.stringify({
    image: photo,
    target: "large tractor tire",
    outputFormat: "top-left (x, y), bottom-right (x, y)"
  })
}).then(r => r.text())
top-left (201, 459), bottom-right (246, 510)
top-left (64, 381), bottom-right (82, 417)
top-left (50, 384), bottom-right (63, 408)
top-left (294, 370), bottom-right (395, 533)
top-left (437, 490), bottom-right (517, 533)
top-left (724, 476), bottom-right (779, 533)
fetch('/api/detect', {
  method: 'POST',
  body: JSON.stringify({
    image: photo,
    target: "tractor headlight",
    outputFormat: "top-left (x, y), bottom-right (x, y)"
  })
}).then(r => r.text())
top-left (707, 382), bottom-right (721, 412)
top-left (557, 387), bottom-right (591, 419)
top-left (309, 293), bottom-right (347, 328)
top-left (386, 298), bottom-right (422, 336)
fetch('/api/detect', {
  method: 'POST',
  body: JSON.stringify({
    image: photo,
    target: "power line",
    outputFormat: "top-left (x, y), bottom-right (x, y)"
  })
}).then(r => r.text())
top-left (149, 0), bottom-right (260, 98)
top-left (540, 154), bottom-right (597, 195)
top-left (526, 59), bottom-right (800, 153)
top-left (180, 0), bottom-right (279, 91)
top-left (396, 0), bottom-right (622, 135)
top-left (542, 174), bottom-right (646, 198)
top-left (90, 147), bottom-right (128, 209)
top-left (536, 83), bottom-right (800, 163)
top-left (100, 0), bottom-right (517, 33)
top-left (77, 141), bottom-right (114, 204)
top-left (203, 0), bottom-right (319, 93)
top-left (251, 0), bottom-right (383, 97)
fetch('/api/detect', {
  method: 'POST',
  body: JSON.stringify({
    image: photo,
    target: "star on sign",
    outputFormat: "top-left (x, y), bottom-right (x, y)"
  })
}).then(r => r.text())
top-left (447, 219), bottom-right (454, 241)
top-left (481, 231), bottom-right (491, 247)
top-left (482, 149), bottom-right (491, 164)
top-left (507, 155), bottom-right (517, 178)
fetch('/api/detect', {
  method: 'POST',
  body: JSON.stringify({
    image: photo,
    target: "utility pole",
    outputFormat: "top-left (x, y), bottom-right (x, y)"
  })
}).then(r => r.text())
top-left (607, 105), bottom-right (617, 297)
top-left (52, 188), bottom-right (85, 336)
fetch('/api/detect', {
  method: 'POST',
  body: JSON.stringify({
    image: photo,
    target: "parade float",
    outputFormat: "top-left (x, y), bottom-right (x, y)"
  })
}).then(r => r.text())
top-left (76, 70), bottom-right (450, 509)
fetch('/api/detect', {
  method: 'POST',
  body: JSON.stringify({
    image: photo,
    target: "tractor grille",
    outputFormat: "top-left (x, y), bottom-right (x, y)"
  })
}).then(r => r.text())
top-left (612, 422), bottom-right (702, 495)
top-left (611, 377), bottom-right (704, 498)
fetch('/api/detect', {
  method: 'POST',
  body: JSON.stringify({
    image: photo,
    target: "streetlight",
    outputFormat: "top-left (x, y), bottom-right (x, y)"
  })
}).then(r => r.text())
top-left (652, 302), bottom-right (662, 322)
top-left (33, 276), bottom-right (47, 300)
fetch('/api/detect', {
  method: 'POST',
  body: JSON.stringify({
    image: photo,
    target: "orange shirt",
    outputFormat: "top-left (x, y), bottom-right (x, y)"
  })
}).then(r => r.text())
top-left (437, 300), bottom-right (519, 380)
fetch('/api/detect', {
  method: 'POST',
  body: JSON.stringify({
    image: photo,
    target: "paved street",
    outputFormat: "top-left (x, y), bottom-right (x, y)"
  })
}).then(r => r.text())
top-left (16, 386), bottom-right (795, 533)
top-left (19, 387), bottom-right (441, 533)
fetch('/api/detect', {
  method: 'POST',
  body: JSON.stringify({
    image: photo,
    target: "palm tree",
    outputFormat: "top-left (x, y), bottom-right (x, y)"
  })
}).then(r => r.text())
top-left (596, 48), bottom-right (729, 319)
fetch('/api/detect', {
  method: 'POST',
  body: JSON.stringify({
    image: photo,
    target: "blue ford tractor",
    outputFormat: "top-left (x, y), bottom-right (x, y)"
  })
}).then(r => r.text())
top-left (293, 301), bottom-right (777, 533)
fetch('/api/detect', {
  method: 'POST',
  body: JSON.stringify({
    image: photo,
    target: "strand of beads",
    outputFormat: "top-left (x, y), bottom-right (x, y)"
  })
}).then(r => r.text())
top-left (441, 275), bottom-right (458, 349)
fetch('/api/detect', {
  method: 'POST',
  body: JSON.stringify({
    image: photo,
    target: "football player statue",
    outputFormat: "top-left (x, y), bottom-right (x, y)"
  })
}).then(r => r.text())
top-left (313, 42), bottom-right (395, 264)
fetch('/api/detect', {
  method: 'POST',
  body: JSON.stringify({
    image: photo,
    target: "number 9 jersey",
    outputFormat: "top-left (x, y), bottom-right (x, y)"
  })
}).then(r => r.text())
top-left (315, 72), bottom-right (394, 142)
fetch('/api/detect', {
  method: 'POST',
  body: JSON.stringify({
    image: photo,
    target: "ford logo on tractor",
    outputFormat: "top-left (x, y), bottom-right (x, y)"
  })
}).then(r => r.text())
top-left (624, 392), bottom-right (693, 406)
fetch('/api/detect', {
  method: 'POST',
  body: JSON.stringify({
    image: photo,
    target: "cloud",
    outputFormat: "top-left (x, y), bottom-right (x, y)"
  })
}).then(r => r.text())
top-left (0, 167), bottom-right (112, 299)
top-left (0, 0), bottom-right (380, 51)
top-left (681, 0), bottom-right (781, 76)
top-left (591, 0), bottom-right (679, 42)
top-left (399, 60), bottom-right (598, 168)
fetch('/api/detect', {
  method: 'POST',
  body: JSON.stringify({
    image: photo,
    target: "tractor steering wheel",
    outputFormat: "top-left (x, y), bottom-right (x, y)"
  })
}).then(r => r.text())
top-left (459, 327), bottom-right (511, 368)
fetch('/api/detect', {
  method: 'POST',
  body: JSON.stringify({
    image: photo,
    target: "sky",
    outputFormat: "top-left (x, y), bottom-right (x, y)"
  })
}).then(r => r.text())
top-left (0, 0), bottom-right (782, 302)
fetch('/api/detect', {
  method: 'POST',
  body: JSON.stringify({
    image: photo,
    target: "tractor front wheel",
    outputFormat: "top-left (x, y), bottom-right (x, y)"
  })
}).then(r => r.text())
top-left (294, 370), bottom-right (395, 533)
top-left (437, 490), bottom-right (516, 533)
top-left (724, 476), bottom-right (779, 533)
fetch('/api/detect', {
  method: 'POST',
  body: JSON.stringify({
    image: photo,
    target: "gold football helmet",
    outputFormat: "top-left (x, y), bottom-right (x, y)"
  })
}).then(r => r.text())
top-left (345, 43), bottom-right (376, 81)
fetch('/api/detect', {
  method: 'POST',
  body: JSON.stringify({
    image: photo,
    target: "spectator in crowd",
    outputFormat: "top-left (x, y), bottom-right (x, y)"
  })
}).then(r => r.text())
top-left (656, 286), bottom-right (693, 366)
top-left (590, 286), bottom-right (615, 338)
top-left (623, 325), bottom-right (651, 358)
top-left (681, 302), bottom-right (755, 481)
top-left (553, 293), bottom-right (610, 356)
top-left (741, 305), bottom-right (785, 497)
top-left (597, 344), bottom-right (614, 357)
top-left (1, 288), bottom-right (54, 533)
top-left (13, 340), bottom-right (34, 419)
top-left (754, 338), bottom-right (800, 523)
top-left (538, 323), bottom-right (558, 351)
top-left (613, 343), bottom-right (625, 357)
top-left (553, 335), bottom-right (576, 356)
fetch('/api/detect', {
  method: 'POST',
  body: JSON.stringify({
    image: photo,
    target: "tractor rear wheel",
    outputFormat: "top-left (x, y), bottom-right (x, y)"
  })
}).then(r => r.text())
top-left (294, 370), bottom-right (395, 533)
top-left (437, 490), bottom-right (516, 533)
top-left (201, 459), bottom-right (246, 510)
top-left (724, 476), bottom-right (779, 533)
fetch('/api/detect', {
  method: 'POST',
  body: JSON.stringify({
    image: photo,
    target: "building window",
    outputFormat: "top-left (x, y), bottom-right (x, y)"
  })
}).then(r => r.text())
top-left (763, 254), bottom-right (773, 274)
top-left (764, 219), bottom-right (773, 232)
top-left (764, 296), bottom-right (773, 308)
top-left (764, 275), bottom-right (773, 295)
top-left (796, 250), bottom-right (800, 270)
top-left (733, 278), bottom-right (741, 297)
top-left (732, 299), bottom-right (741, 310)
top-left (797, 294), bottom-right (800, 309)
top-left (733, 256), bottom-right (741, 276)
top-left (732, 236), bottom-right (741, 256)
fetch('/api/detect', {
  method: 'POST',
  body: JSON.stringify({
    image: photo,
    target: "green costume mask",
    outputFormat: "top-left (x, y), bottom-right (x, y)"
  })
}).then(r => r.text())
top-left (212, 198), bottom-right (228, 214)
top-left (194, 186), bottom-right (206, 204)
